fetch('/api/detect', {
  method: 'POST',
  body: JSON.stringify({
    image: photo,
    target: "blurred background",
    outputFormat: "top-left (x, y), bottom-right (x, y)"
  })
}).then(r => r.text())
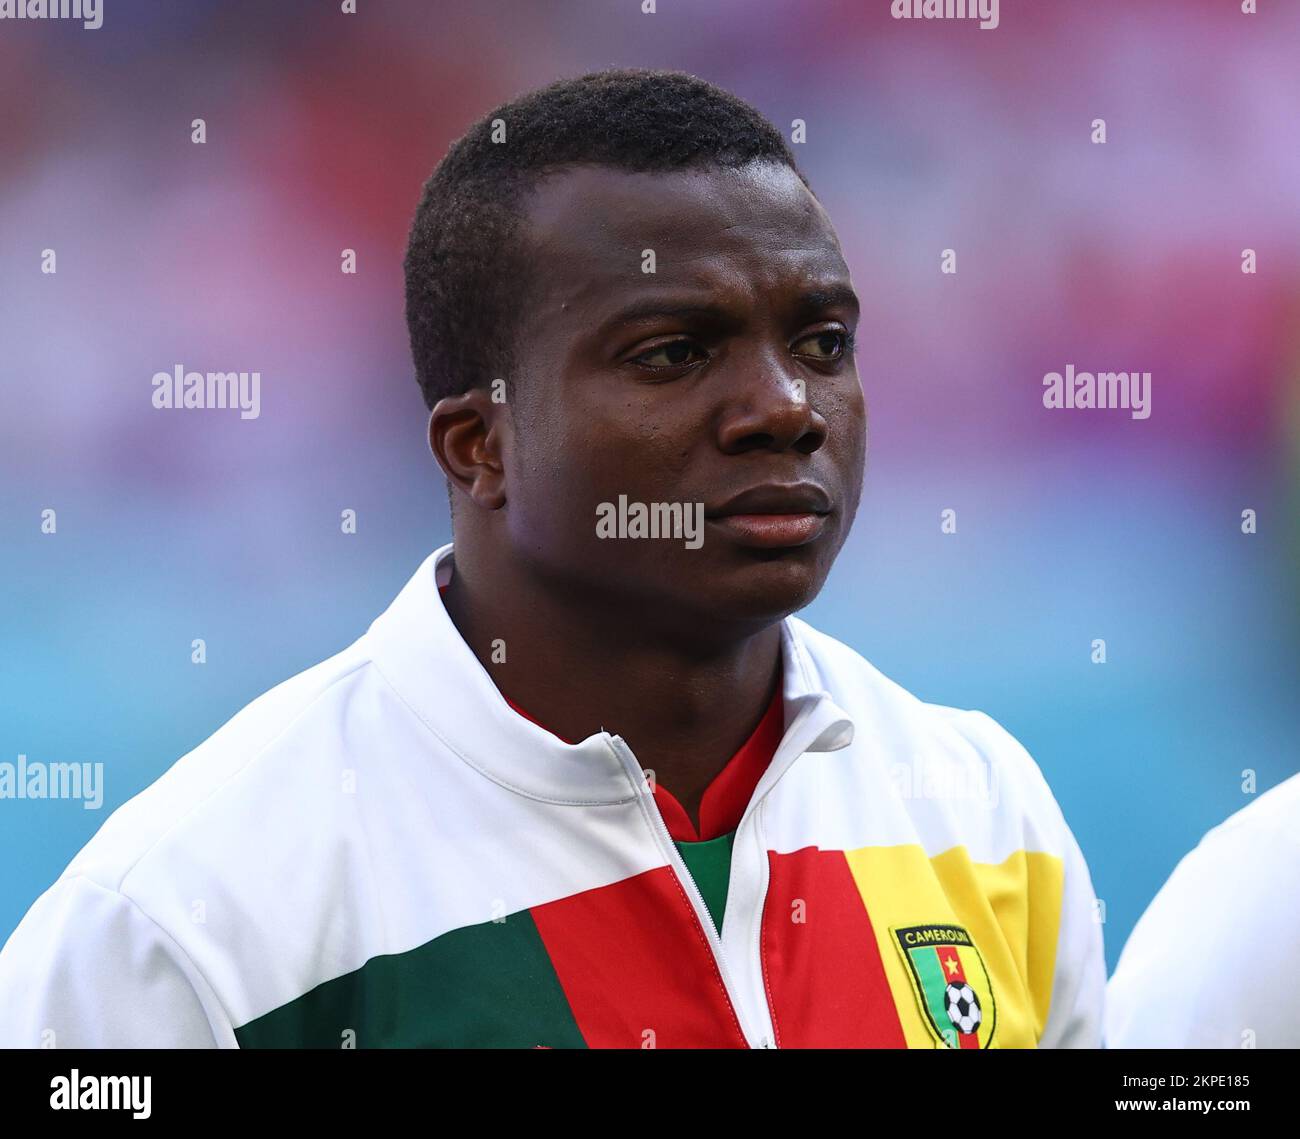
top-left (1, 0), bottom-right (1297, 976)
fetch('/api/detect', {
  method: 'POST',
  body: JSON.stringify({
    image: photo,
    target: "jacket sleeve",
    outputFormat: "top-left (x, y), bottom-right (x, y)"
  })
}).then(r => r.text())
top-left (0, 875), bottom-right (231, 1048)
top-left (953, 709), bottom-right (1106, 1048)
top-left (1037, 815), bottom-right (1107, 1048)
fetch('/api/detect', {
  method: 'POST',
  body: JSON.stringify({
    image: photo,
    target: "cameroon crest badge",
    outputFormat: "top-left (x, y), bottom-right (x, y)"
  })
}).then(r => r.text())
top-left (891, 924), bottom-right (997, 1048)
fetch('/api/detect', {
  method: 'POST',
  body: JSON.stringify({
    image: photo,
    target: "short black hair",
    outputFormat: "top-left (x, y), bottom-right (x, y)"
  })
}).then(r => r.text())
top-left (403, 67), bottom-right (809, 411)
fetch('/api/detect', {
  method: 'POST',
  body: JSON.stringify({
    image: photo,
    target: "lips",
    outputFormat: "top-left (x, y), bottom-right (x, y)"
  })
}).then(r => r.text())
top-left (705, 483), bottom-right (833, 549)
top-left (706, 483), bottom-right (833, 519)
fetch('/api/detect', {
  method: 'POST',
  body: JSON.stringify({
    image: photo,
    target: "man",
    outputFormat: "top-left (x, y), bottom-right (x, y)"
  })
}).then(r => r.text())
top-left (0, 68), bottom-right (1103, 1048)
top-left (1106, 773), bottom-right (1300, 1049)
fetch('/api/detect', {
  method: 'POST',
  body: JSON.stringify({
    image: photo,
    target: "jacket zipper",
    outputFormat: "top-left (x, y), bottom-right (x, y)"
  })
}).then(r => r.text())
top-left (607, 735), bottom-right (775, 1049)
top-left (606, 696), bottom-right (847, 1050)
top-left (606, 696), bottom-right (842, 1049)
top-left (724, 697), bottom-right (828, 1051)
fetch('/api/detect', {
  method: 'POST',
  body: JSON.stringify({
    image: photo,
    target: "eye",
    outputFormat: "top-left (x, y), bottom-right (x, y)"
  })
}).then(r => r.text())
top-left (629, 339), bottom-right (709, 370)
top-left (792, 328), bottom-right (855, 361)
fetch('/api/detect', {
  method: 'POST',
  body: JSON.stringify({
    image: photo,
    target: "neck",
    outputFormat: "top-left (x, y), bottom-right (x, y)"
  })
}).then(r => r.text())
top-left (442, 538), bottom-right (783, 807)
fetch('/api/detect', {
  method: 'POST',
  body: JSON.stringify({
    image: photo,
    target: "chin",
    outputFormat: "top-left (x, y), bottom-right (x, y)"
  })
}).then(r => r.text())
top-left (691, 549), bottom-right (830, 627)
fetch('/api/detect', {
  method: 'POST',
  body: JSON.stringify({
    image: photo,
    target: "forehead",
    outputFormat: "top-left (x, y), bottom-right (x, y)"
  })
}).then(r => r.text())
top-left (517, 161), bottom-right (850, 317)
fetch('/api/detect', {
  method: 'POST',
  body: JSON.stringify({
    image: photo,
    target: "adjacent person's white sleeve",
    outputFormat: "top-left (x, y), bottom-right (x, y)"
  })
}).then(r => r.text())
top-left (1106, 781), bottom-right (1300, 1049)
top-left (0, 875), bottom-right (229, 1048)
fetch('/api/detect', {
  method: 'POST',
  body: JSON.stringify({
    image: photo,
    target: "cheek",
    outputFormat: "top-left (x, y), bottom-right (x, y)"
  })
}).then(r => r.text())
top-left (529, 397), bottom-right (693, 496)
top-left (824, 379), bottom-right (867, 454)
top-left (848, 396), bottom-right (869, 500)
top-left (505, 408), bottom-right (667, 547)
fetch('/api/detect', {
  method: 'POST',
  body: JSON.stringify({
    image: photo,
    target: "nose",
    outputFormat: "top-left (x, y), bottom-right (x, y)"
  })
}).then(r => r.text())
top-left (715, 356), bottom-right (828, 456)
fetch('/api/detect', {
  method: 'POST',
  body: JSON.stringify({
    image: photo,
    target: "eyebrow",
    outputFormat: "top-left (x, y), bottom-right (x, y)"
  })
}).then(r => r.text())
top-left (597, 284), bottom-right (860, 332)
top-left (788, 285), bottom-right (860, 322)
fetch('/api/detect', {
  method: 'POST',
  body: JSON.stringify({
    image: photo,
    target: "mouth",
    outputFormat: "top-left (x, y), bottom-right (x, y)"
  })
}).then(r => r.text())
top-left (704, 483), bottom-right (834, 549)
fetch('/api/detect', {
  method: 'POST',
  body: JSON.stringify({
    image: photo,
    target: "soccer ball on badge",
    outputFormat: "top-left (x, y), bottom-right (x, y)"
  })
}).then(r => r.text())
top-left (944, 982), bottom-right (982, 1037)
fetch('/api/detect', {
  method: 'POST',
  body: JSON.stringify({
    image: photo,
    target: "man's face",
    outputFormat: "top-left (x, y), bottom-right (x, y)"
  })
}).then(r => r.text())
top-left (500, 159), bottom-right (866, 632)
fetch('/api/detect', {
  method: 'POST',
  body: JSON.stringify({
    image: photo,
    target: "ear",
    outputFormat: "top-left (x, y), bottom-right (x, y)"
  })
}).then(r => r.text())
top-left (428, 390), bottom-right (509, 510)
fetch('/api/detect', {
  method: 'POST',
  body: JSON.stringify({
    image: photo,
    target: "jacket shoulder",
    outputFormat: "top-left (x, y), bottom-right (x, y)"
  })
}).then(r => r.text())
top-left (62, 637), bottom-right (385, 893)
top-left (788, 616), bottom-right (1071, 841)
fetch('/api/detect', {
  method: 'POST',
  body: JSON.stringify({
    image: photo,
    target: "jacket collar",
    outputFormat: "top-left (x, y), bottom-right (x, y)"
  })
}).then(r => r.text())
top-left (364, 543), bottom-right (854, 806)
